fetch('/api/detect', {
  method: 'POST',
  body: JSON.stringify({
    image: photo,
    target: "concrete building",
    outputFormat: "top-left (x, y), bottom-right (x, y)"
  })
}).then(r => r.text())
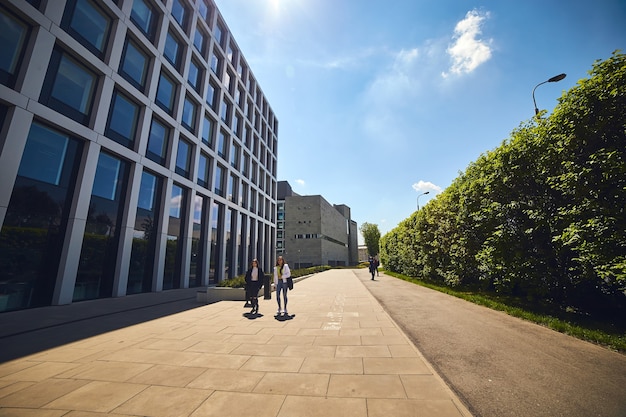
top-left (0, 0), bottom-right (278, 312)
top-left (276, 181), bottom-right (358, 268)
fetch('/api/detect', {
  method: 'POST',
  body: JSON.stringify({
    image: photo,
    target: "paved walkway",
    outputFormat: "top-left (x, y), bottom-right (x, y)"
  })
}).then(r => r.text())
top-left (0, 269), bottom-right (472, 417)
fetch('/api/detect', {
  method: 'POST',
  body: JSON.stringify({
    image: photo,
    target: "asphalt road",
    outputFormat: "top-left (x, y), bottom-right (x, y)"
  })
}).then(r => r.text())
top-left (356, 269), bottom-right (626, 417)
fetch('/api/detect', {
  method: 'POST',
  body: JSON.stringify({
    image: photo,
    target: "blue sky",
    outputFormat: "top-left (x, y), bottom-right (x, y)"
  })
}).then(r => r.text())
top-left (214, 0), bottom-right (625, 242)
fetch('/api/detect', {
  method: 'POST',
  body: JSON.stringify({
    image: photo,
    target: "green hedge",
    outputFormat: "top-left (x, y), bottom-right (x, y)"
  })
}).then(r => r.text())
top-left (216, 265), bottom-right (332, 288)
top-left (380, 51), bottom-right (626, 323)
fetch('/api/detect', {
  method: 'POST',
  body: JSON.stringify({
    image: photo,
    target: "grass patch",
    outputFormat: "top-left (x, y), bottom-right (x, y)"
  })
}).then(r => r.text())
top-left (384, 270), bottom-right (626, 353)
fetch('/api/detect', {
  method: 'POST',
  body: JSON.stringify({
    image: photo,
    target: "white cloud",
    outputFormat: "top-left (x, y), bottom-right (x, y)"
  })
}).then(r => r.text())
top-left (443, 9), bottom-right (492, 77)
top-left (295, 179), bottom-right (306, 187)
top-left (412, 180), bottom-right (443, 194)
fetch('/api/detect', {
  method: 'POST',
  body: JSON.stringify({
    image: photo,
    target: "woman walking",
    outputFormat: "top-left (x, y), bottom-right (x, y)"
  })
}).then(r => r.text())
top-left (245, 259), bottom-right (265, 314)
top-left (273, 256), bottom-right (291, 316)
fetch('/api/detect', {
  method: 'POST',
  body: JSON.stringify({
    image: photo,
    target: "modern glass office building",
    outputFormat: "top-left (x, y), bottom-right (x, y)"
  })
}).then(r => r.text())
top-left (0, 0), bottom-right (278, 312)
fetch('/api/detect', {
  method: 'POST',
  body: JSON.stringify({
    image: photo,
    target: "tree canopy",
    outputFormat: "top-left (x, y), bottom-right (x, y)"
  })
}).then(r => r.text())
top-left (360, 222), bottom-right (381, 257)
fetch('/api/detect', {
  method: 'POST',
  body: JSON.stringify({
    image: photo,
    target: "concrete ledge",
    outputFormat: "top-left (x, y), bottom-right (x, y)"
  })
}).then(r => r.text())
top-left (197, 287), bottom-right (258, 304)
top-left (197, 274), bottom-right (314, 304)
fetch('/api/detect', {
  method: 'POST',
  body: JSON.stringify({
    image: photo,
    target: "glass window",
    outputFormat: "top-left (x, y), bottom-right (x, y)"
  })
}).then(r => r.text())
top-left (209, 201), bottom-right (222, 283)
top-left (233, 113), bottom-right (241, 138)
top-left (210, 51), bottom-right (221, 75)
top-left (106, 89), bottom-right (140, 148)
top-left (171, 0), bottom-right (188, 30)
top-left (138, 170), bottom-right (157, 211)
top-left (193, 27), bottom-right (206, 53)
top-left (230, 143), bottom-right (239, 169)
top-left (197, 153), bottom-right (210, 188)
top-left (164, 30), bottom-right (183, 70)
top-left (164, 184), bottom-right (186, 289)
top-left (130, 0), bottom-right (158, 41)
top-left (62, 0), bottom-right (111, 58)
top-left (41, 48), bottom-right (98, 125)
top-left (243, 124), bottom-right (250, 148)
top-left (0, 7), bottom-right (30, 87)
top-left (240, 183), bottom-right (248, 207)
top-left (199, 0), bottom-right (211, 21)
top-left (175, 138), bottom-right (191, 178)
top-left (119, 37), bottom-right (150, 91)
top-left (181, 95), bottom-right (197, 132)
top-left (214, 164), bottom-right (224, 196)
top-left (170, 183), bottom-right (183, 218)
top-left (242, 152), bottom-right (249, 177)
top-left (206, 80), bottom-right (217, 109)
top-left (223, 70), bottom-right (231, 93)
top-left (220, 100), bottom-right (230, 124)
top-left (217, 130), bottom-right (227, 159)
top-left (251, 160), bottom-right (257, 182)
top-left (0, 123), bottom-right (83, 311)
top-left (227, 173), bottom-right (236, 201)
top-left (190, 194), bottom-right (205, 287)
top-left (249, 189), bottom-right (256, 211)
top-left (214, 22), bottom-right (225, 48)
top-left (227, 42), bottom-right (236, 64)
top-left (26, 0), bottom-right (41, 8)
top-left (155, 71), bottom-right (176, 114)
top-left (92, 152), bottom-right (122, 200)
top-left (75, 152), bottom-right (128, 302)
top-left (128, 170), bottom-right (162, 294)
top-left (201, 114), bottom-right (214, 146)
top-left (187, 58), bottom-right (201, 92)
top-left (146, 118), bottom-right (169, 165)
top-left (18, 126), bottom-right (69, 186)
top-left (237, 60), bottom-right (245, 78)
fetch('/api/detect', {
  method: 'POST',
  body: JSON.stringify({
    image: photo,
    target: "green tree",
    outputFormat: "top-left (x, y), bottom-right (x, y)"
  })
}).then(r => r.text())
top-left (381, 51), bottom-right (626, 318)
top-left (360, 222), bottom-right (381, 257)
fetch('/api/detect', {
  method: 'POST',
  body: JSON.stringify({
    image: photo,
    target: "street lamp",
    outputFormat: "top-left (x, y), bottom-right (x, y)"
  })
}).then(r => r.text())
top-left (417, 191), bottom-right (430, 210)
top-left (532, 73), bottom-right (566, 116)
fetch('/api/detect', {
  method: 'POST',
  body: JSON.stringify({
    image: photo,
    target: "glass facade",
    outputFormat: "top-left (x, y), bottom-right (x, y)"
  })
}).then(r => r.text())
top-left (0, 6), bottom-right (30, 87)
top-left (0, 123), bottom-right (82, 311)
top-left (0, 0), bottom-right (278, 313)
top-left (128, 170), bottom-right (162, 294)
top-left (75, 152), bottom-right (129, 301)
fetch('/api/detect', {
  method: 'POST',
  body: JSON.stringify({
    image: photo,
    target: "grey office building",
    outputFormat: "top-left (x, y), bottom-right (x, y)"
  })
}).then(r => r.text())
top-left (277, 181), bottom-right (358, 268)
top-left (0, 0), bottom-right (278, 312)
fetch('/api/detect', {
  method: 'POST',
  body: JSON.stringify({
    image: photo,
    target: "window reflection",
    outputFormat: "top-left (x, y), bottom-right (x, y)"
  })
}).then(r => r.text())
top-left (75, 152), bottom-right (128, 302)
top-left (156, 71), bottom-right (176, 114)
top-left (164, 184), bottom-right (185, 289)
top-left (128, 170), bottom-right (161, 294)
top-left (0, 123), bottom-right (83, 312)
top-left (62, 0), bottom-right (111, 58)
top-left (106, 90), bottom-right (140, 148)
top-left (42, 49), bottom-right (98, 125)
top-left (190, 194), bottom-right (205, 287)
top-left (210, 201), bottom-right (222, 284)
top-left (175, 138), bottom-right (191, 178)
top-left (146, 118), bottom-right (169, 165)
top-left (0, 7), bottom-right (30, 87)
top-left (120, 37), bottom-right (150, 91)
top-left (130, 0), bottom-right (158, 41)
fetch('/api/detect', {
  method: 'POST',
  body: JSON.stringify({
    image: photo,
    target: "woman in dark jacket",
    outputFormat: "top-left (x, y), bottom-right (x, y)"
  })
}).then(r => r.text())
top-left (245, 259), bottom-right (265, 314)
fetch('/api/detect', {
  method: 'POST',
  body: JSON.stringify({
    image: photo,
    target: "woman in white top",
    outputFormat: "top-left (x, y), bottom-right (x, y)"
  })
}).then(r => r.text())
top-left (273, 256), bottom-right (291, 316)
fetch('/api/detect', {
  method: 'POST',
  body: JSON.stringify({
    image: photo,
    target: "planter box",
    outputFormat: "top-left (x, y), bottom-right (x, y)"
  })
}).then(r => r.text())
top-left (197, 287), bottom-right (259, 304)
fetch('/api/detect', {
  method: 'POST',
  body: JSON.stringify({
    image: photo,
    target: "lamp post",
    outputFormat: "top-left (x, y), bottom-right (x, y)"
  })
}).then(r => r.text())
top-left (417, 191), bottom-right (430, 210)
top-left (532, 73), bottom-right (566, 116)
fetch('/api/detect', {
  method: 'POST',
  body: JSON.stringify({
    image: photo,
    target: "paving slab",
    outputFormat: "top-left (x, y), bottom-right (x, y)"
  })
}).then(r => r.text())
top-left (0, 269), bottom-right (473, 416)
